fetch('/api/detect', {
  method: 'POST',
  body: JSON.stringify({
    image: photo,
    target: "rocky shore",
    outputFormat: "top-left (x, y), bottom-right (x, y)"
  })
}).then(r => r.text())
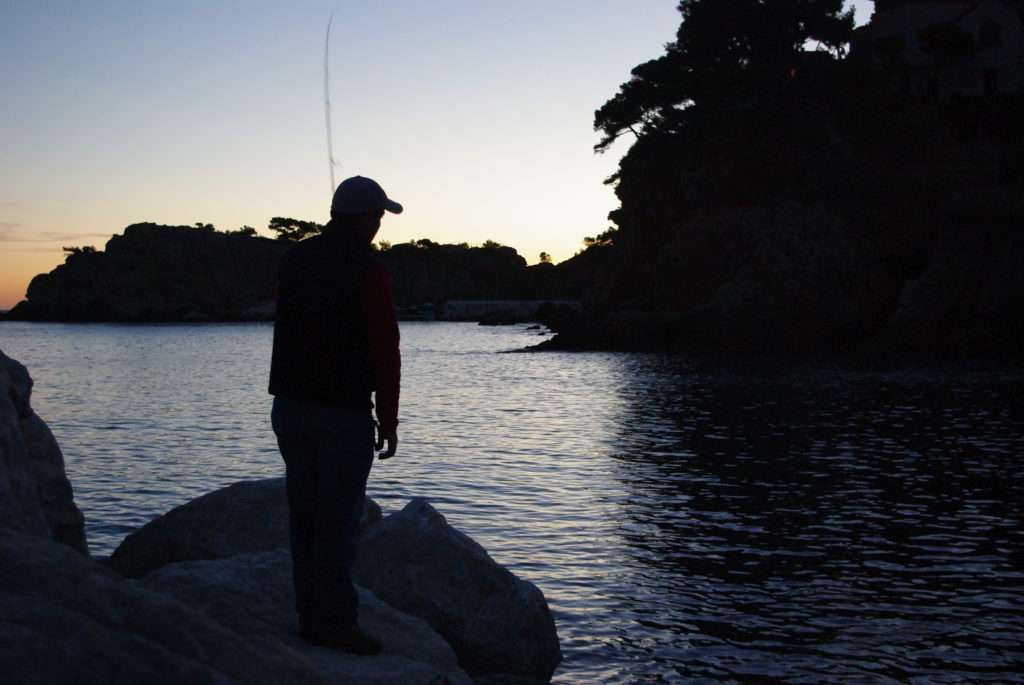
top-left (0, 349), bottom-right (561, 684)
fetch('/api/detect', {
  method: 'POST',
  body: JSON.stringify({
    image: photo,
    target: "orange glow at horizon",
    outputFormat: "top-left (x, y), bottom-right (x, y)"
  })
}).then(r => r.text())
top-left (0, 249), bottom-right (63, 310)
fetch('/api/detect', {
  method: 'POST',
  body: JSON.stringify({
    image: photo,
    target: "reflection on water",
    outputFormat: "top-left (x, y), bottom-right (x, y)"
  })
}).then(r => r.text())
top-left (0, 322), bottom-right (1021, 684)
top-left (603, 360), bottom-right (1023, 683)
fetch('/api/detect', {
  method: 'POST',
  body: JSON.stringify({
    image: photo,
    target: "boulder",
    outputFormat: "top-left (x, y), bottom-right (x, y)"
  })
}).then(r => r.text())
top-left (0, 349), bottom-right (86, 552)
top-left (1, 349), bottom-right (32, 414)
top-left (0, 529), bottom-right (320, 685)
top-left (0, 529), bottom-right (469, 685)
top-left (0, 352), bottom-right (49, 538)
top-left (108, 483), bottom-right (562, 681)
top-left (352, 499), bottom-right (561, 681)
top-left (19, 413), bottom-right (87, 552)
top-left (143, 549), bottom-right (471, 685)
top-left (110, 477), bottom-right (382, 578)
top-left (474, 675), bottom-right (551, 685)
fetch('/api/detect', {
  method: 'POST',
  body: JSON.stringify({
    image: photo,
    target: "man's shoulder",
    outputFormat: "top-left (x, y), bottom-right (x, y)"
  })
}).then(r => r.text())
top-left (279, 235), bottom-right (325, 269)
top-left (281, 234), bottom-right (382, 272)
top-left (363, 253), bottom-right (390, 279)
top-left (287, 234), bottom-right (324, 257)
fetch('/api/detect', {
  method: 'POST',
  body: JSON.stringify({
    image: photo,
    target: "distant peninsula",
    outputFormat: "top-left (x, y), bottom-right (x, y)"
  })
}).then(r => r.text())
top-left (3, 223), bottom-right (605, 324)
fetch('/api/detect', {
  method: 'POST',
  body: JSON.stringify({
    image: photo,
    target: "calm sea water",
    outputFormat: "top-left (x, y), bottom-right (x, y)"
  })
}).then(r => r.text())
top-left (1, 321), bottom-right (1022, 684)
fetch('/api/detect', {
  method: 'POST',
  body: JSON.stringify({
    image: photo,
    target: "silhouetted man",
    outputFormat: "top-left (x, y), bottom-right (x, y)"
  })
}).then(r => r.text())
top-left (269, 175), bottom-right (401, 655)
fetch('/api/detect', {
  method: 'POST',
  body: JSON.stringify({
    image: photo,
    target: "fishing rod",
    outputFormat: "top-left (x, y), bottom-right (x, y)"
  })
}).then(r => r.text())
top-left (324, 11), bottom-right (337, 195)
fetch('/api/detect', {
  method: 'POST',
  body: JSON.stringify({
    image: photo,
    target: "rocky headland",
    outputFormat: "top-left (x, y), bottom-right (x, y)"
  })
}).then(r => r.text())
top-left (6, 224), bottom-right (284, 323)
top-left (519, 1), bottom-right (1024, 362)
top-left (3, 224), bottom-right (593, 324)
top-left (0, 349), bottom-right (562, 684)
top-left (537, 90), bottom-right (1024, 361)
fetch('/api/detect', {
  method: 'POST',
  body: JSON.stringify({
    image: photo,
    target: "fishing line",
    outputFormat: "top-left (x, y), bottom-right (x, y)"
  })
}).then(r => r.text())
top-left (324, 11), bottom-right (338, 194)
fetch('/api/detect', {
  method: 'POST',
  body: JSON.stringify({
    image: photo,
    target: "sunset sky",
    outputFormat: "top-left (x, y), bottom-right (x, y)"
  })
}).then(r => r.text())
top-left (0, 1), bottom-right (872, 310)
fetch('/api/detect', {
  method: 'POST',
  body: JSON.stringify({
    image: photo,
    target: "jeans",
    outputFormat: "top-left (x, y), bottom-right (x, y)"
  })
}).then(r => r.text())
top-left (271, 395), bottom-right (374, 632)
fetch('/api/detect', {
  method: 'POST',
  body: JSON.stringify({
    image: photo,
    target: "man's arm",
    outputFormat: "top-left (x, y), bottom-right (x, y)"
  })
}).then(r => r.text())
top-left (363, 262), bottom-right (400, 458)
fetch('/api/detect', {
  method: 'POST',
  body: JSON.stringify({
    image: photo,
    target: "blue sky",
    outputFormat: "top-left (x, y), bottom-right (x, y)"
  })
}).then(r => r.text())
top-left (0, 1), bottom-right (874, 308)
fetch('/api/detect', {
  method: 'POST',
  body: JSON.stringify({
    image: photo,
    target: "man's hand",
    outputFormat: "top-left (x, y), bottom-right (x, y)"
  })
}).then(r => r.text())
top-left (376, 429), bottom-right (398, 460)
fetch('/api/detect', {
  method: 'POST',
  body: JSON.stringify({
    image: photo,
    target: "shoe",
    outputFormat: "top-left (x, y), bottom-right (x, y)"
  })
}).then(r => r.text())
top-left (303, 625), bottom-right (383, 656)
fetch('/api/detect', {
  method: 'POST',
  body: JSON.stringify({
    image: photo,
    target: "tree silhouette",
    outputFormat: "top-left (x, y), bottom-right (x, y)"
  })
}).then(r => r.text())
top-left (594, 0), bottom-right (854, 151)
top-left (62, 246), bottom-right (96, 255)
top-left (268, 217), bottom-right (323, 242)
top-left (539, 252), bottom-right (552, 264)
top-left (582, 227), bottom-right (618, 248)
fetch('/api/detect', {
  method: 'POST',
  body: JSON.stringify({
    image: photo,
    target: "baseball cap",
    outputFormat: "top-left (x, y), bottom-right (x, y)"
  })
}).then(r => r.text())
top-left (330, 175), bottom-right (403, 216)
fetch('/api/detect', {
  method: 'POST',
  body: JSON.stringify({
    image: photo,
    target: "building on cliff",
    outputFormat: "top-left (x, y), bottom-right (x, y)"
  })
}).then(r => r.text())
top-left (853, 0), bottom-right (1024, 97)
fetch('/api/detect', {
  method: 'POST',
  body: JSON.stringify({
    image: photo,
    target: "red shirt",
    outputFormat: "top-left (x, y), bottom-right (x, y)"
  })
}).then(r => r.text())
top-left (363, 263), bottom-right (400, 434)
top-left (269, 233), bottom-right (400, 434)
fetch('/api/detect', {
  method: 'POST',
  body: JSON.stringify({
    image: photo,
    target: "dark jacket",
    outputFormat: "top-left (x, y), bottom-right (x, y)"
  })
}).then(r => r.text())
top-left (268, 229), bottom-right (400, 432)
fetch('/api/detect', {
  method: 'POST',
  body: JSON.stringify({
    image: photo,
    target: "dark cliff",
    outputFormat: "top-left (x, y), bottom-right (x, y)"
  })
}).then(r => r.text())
top-left (9, 224), bottom-right (285, 322)
top-left (382, 242), bottom-right (530, 304)
top-left (546, 75), bottom-right (1024, 358)
top-left (4, 224), bottom-right (587, 322)
top-left (536, 0), bottom-right (1024, 360)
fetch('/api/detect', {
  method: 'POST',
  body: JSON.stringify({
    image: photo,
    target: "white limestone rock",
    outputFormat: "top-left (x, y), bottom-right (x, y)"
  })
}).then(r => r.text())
top-left (143, 548), bottom-right (472, 685)
top-left (19, 412), bottom-right (87, 552)
top-left (0, 349), bottom-right (86, 552)
top-left (0, 529), bottom-right (322, 685)
top-left (110, 477), bottom-right (381, 578)
top-left (352, 498), bottom-right (562, 681)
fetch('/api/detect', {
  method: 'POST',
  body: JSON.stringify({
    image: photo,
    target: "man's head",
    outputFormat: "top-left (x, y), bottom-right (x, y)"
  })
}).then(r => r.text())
top-left (331, 175), bottom-right (402, 217)
top-left (329, 175), bottom-right (402, 244)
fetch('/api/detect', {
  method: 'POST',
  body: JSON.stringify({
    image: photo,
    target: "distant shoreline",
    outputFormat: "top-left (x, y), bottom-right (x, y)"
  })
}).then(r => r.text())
top-left (6, 223), bottom-right (596, 326)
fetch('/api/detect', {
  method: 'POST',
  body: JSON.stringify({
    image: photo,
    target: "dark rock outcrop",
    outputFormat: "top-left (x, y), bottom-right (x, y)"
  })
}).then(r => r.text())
top-left (110, 477), bottom-right (381, 578)
top-left (543, 94), bottom-right (1024, 359)
top-left (142, 549), bottom-right (471, 685)
top-left (9, 224), bottom-right (284, 322)
top-left (383, 242), bottom-right (530, 306)
top-left (0, 349), bottom-right (86, 552)
top-left (0, 530), bottom-right (469, 685)
top-left (5, 224), bottom-right (590, 323)
top-left (353, 499), bottom-right (562, 683)
top-left (108, 481), bottom-right (562, 682)
top-left (0, 529), bottom-right (322, 685)
top-left (0, 353), bottom-right (48, 539)
top-left (866, 195), bottom-right (1024, 358)
top-left (19, 413), bottom-right (88, 551)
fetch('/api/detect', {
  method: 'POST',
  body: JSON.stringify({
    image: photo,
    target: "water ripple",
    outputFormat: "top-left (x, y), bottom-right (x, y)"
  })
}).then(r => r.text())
top-left (0, 322), bottom-right (1022, 684)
